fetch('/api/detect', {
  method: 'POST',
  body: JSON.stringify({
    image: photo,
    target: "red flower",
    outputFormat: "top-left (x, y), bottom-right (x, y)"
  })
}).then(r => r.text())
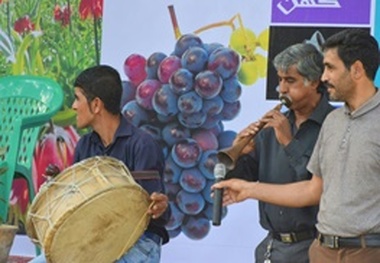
top-left (54, 5), bottom-right (71, 27)
top-left (79, 0), bottom-right (103, 20)
top-left (62, 6), bottom-right (71, 26)
top-left (14, 15), bottom-right (35, 34)
top-left (54, 5), bottom-right (63, 21)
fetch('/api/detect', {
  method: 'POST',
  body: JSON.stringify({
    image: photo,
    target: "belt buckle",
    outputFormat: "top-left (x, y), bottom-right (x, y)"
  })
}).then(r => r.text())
top-left (322, 235), bottom-right (339, 249)
top-left (280, 233), bottom-right (294, 243)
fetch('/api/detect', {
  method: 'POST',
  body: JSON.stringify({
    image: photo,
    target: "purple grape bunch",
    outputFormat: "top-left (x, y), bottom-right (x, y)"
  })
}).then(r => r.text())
top-left (122, 33), bottom-right (240, 240)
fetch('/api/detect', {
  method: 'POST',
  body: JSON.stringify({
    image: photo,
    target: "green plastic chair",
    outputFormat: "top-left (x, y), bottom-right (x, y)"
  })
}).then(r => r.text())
top-left (0, 75), bottom-right (64, 225)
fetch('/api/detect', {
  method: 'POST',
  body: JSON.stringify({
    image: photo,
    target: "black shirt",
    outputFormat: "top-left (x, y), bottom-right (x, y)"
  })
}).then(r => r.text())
top-left (74, 116), bottom-right (170, 243)
top-left (226, 94), bottom-right (334, 233)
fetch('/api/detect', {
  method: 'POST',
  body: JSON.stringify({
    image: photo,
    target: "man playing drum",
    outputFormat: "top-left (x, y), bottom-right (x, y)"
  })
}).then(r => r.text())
top-left (29, 65), bottom-right (170, 263)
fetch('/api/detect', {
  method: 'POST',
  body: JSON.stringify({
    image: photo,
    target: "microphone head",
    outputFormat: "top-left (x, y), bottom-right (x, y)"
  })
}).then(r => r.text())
top-left (214, 163), bottom-right (226, 180)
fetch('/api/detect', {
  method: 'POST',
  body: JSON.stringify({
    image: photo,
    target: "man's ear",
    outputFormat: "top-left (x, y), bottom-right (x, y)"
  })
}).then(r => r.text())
top-left (351, 60), bottom-right (364, 79)
top-left (308, 79), bottom-right (320, 91)
top-left (91, 97), bottom-right (104, 114)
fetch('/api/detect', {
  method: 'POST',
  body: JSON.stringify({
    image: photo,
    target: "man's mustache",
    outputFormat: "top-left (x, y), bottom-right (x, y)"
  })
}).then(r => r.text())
top-left (323, 81), bottom-right (334, 88)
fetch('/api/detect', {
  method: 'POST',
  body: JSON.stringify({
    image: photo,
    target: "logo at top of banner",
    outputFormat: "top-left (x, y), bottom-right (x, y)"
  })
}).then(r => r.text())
top-left (277, 0), bottom-right (341, 15)
top-left (271, 0), bottom-right (371, 25)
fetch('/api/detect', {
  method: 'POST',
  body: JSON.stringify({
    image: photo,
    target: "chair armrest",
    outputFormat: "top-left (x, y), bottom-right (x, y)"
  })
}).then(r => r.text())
top-left (21, 112), bottom-right (55, 129)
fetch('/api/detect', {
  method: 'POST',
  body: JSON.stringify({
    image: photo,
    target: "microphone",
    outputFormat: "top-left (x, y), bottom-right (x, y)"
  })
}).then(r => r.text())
top-left (212, 163), bottom-right (226, 226)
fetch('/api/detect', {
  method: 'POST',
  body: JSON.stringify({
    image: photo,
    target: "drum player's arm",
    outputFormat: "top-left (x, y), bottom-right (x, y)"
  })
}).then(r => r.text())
top-left (133, 136), bottom-right (171, 224)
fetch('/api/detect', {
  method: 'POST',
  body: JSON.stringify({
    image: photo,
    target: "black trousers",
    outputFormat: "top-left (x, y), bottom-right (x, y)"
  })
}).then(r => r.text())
top-left (255, 234), bottom-right (313, 263)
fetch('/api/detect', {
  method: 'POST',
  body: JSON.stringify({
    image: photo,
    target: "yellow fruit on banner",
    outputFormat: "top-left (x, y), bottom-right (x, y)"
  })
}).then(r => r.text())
top-left (238, 61), bottom-right (259, 86)
top-left (229, 27), bottom-right (257, 58)
top-left (254, 54), bottom-right (268, 78)
top-left (258, 28), bottom-right (270, 51)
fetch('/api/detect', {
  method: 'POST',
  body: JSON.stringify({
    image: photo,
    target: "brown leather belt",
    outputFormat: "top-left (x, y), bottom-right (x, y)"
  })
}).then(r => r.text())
top-left (318, 232), bottom-right (380, 248)
top-left (271, 229), bottom-right (316, 243)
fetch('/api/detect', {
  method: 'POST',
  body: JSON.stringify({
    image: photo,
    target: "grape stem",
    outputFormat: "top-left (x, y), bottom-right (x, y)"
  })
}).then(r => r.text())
top-left (193, 14), bottom-right (244, 35)
top-left (167, 7), bottom-right (258, 59)
top-left (193, 13), bottom-right (258, 61)
top-left (194, 19), bottom-right (235, 35)
top-left (168, 5), bottom-right (182, 39)
top-left (167, 7), bottom-right (248, 43)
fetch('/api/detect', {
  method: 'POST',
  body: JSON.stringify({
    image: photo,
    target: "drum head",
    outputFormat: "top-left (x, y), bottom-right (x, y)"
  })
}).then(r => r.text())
top-left (45, 185), bottom-right (150, 263)
top-left (26, 156), bottom-right (152, 263)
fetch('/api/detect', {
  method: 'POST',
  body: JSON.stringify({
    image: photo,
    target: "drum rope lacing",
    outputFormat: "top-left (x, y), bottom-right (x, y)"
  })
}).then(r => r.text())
top-left (28, 156), bottom-right (152, 256)
top-left (118, 201), bottom-right (155, 258)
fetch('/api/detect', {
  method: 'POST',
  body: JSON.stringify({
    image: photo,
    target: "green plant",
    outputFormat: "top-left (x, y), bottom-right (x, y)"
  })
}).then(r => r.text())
top-left (0, 0), bottom-right (103, 127)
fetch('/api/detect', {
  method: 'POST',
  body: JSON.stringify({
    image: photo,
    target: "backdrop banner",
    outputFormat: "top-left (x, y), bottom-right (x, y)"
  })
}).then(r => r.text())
top-left (1, 0), bottom-right (377, 262)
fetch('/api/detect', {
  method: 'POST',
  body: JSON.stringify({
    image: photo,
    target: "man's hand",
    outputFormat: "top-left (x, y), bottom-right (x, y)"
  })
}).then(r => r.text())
top-left (148, 192), bottom-right (169, 219)
top-left (212, 178), bottom-right (257, 206)
top-left (44, 164), bottom-right (61, 180)
top-left (233, 122), bottom-right (262, 155)
top-left (260, 109), bottom-right (292, 146)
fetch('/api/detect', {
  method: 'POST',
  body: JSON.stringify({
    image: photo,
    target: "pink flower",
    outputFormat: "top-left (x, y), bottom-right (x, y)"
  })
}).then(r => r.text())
top-left (33, 125), bottom-right (79, 191)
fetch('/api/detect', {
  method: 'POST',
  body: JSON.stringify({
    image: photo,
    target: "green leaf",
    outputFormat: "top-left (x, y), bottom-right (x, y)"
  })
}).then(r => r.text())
top-left (12, 31), bottom-right (42, 74)
top-left (0, 29), bottom-right (15, 62)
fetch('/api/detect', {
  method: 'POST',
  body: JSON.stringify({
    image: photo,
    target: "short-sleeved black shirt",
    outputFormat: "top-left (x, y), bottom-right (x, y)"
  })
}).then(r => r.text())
top-left (74, 116), bottom-right (170, 243)
top-left (227, 94), bottom-right (334, 233)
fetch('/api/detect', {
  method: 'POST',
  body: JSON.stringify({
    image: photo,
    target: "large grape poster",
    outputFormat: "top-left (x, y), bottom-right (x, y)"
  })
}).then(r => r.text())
top-left (6, 0), bottom-right (379, 262)
top-left (102, 2), bottom-right (273, 262)
top-left (101, 1), bottom-right (377, 262)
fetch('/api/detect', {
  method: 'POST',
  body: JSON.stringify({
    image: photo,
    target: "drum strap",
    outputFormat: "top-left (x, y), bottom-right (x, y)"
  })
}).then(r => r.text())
top-left (131, 170), bottom-right (160, 181)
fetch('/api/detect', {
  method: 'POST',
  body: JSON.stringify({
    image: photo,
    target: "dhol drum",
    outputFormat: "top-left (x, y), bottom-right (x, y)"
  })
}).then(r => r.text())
top-left (26, 156), bottom-right (151, 263)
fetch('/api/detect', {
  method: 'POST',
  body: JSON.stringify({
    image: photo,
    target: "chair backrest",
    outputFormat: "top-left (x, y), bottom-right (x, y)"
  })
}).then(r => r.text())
top-left (0, 75), bottom-right (64, 218)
